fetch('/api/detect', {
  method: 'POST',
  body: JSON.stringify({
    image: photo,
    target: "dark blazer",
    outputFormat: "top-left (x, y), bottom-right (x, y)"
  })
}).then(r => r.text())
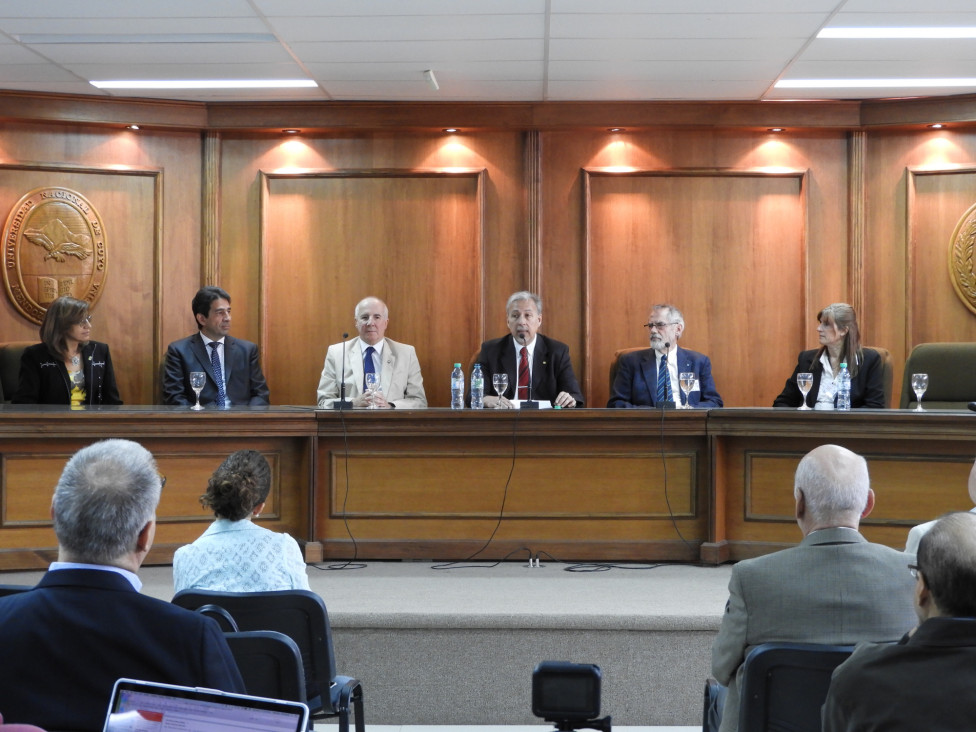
top-left (773, 348), bottom-right (885, 408)
top-left (163, 333), bottom-right (270, 406)
top-left (12, 341), bottom-right (122, 405)
top-left (0, 568), bottom-right (244, 731)
top-left (607, 346), bottom-right (723, 408)
top-left (474, 334), bottom-right (584, 407)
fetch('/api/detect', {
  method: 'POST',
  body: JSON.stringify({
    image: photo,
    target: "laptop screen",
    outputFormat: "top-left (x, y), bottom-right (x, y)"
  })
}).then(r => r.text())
top-left (103, 678), bottom-right (308, 732)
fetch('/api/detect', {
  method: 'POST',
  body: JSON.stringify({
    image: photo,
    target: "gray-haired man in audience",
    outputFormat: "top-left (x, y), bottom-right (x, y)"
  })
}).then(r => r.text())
top-left (709, 444), bottom-right (916, 732)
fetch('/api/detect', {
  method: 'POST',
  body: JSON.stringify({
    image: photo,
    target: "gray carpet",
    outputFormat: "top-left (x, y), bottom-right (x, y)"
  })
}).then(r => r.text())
top-left (1, 560), bottom-right (732, 727)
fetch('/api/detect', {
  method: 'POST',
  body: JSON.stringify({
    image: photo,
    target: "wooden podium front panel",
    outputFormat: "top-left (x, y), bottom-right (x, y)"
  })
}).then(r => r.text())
top-left (315, 409), bottom-right (709, 561)
top-left (709, 409), bottom-right (976, 560)
top-left (0, 407), bottom-right (315, 569)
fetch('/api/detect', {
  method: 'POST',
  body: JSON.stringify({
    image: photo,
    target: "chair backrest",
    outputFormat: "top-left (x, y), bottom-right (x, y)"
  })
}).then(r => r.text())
top-left (172, 589), bottom-right (336, 711)
top-left (863, 345), bottom-right (893, 408)
top-left (899, 342), bottom-right (976, 409)
top-left (0, 341), bottom-right (33, 403)
top-left (608, 347), bottom-right (644, 393)
top-left (738, 642), bottom-right (854, 732)
top-left (225, 630), bottom-right (308, 705)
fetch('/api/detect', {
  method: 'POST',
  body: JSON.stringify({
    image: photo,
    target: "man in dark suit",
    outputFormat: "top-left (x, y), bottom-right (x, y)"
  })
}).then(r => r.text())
top-left (608, 303), bottom-right (722, 408)
top-left (0, 439), bottom-right (244, 731)
top-left (475, 291), bottom-right (584, 408)
top-left (163, 286), bottom-right (270, 406)
top-left (822, 510), bottom-right (976, 731)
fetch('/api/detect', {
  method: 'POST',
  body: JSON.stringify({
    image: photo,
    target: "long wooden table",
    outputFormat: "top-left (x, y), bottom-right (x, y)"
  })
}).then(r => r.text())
top-left (1, 405), bottom-right (973, 570)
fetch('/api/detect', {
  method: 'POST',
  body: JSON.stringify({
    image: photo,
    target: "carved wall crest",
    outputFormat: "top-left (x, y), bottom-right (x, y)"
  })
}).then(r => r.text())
top-left (2, 187), bottom-right (107, 324)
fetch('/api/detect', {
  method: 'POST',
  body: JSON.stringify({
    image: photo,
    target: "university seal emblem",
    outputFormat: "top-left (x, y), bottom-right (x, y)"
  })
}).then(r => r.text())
top-left (2, 187), bottom-right (107, 324)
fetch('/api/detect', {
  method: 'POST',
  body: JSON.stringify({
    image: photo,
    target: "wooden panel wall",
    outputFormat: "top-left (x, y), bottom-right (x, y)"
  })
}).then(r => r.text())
top-left (260, 170), bottom-right (484, 407)
top-left (0, 122), bottom-right (202, 405)
top-left (218, 132), bottom-right (527, 406)
top-left (864, 127), bottom-right (976, 397)
top-left (584, 170), bottom-right (806, 408)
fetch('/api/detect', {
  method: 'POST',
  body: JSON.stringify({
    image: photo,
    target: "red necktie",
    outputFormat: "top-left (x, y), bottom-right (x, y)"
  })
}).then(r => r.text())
top-left (518, 346), bottom-right (529, 399)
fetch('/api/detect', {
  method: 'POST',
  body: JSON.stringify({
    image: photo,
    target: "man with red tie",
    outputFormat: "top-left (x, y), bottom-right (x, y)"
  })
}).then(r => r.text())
top-left (474, 291), bottom-right (584, 408)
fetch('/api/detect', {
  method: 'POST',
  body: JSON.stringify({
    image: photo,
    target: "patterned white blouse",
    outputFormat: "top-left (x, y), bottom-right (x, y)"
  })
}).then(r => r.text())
top-left (173, 518), bottom-right (311, 593)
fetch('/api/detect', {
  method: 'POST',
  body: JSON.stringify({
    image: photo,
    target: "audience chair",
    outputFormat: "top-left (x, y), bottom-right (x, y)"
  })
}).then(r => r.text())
top-left (899, 342), bottom-right (976, 409)
top-left (172, 589), bottom-right (364, 732)
top-left (863, 345), bottom-right (893, 408)
top-left (0, 342), bottom-right (32, 403)
top-left (737, 642), bottom-right (854, 732)
top-left (225, 631), bottom-right (308, 709)
top-left (608, 347), bottom-right (644, 393)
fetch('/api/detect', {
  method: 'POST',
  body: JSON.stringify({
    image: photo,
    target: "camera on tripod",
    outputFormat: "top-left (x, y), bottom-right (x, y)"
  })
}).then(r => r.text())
top-left (531, 661), bottom-right (611, 732)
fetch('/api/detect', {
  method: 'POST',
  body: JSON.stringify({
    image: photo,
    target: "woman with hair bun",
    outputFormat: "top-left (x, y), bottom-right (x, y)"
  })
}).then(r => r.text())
top-left (173, 450), bottom-right (310, 592)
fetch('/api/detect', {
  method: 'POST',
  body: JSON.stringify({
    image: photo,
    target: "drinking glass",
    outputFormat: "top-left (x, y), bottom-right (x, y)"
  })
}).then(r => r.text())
top-left (911, 373), bottom-right (929, 412)
top-left (796, 372), bottom-right (814, 410)
top-left (364, 372), bottom-right (381, 409)
top-left (492, 373), bottom-right (509, 408)
top-left (189, 371), bottom-right (206, 411)
top-left (678, 372), bottom-right (696, 409)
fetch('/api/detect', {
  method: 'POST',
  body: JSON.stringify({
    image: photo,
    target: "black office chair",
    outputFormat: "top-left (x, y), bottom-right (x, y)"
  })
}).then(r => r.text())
top-left (899, 342), bottom-right (976, 409)
top-left (738, 642), bottom-right (855, 732)
top-left (173, 589), bottom-right (364, 732)
top-left (226, 631), bottom-right (308, 704)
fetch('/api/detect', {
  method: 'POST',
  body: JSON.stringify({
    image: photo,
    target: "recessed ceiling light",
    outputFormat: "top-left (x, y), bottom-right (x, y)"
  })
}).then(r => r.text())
top-left (126, 124), bottom-right (139, 131)
top-left (818, 27), bottom-right (976, 39)
top-left (929, 123), bottom-right (945, 129)
top-left (283, 129), bottom-right (300, 134)
top-left (443, 128), bottom-right (458, 133)
top-left (768, 128), bottom-right (785, 132)
top-left (777, 78), bottom-right (976, 89)
top-left (608, 128), bottom-right (625, 132)
top-left (91, 79), bottom-right (317, 90)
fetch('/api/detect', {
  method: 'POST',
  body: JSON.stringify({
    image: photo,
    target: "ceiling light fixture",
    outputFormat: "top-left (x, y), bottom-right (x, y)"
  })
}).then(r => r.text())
top-left (126, 124), bottom-right (140, 131)
top-left (443, 128), bottom-right (458, 133)
top-left (424, 69), bottom-right (440, 91)
top-left (91, 79), bottom-right (317, 90)
top-left (283, 129), bottom-right (300, 134)
top-left (768, 127), bottom-right (785, 132)
top-left (929, 123), bottom-right (945, 129)
top-left (818, 27), bottom-right (976, 39)
top-left (608, 128), bottom-right (625, 132)
top-left (776, 78), bottom-right (976, 89)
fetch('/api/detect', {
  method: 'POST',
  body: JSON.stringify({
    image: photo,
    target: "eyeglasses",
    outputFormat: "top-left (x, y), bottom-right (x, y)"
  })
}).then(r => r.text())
top-left (75, 316), bottom-right (92, 326)
top-left (908, 564), bottom-right (920, 579)
top-left (159, 475), bottom-right (167, 489)
top-left (643, 321), bottom-right (678, 330)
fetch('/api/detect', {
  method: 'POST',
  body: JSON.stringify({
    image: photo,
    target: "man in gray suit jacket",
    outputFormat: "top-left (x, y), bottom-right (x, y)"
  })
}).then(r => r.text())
top-left (710, 444), bottom-right (917, 732)
top-left (163, 286), bottom-right (270, 407)
top-left (316, 296), bottom-right (427, 409)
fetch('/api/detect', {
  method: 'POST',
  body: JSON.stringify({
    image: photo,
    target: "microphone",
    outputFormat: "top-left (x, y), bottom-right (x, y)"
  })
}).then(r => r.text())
top-left (517, 333), bottom-right (539, 409)
top-left (968, 402), bottom-right (976, 413)
top-left (333, 332), bottom-right (353, 410)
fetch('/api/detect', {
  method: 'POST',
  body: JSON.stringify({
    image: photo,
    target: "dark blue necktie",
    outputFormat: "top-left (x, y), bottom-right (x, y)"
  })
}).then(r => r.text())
top-left (656, 353), bottom-right (672, 405)
top-left (363, 346), bottom-right (376, 391)
top-left (208, 341), bottom-right (226, 408)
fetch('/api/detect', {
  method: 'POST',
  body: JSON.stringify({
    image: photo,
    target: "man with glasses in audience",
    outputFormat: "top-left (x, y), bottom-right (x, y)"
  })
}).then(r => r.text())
top-left (822, 510), bottom-right (976, 730)
top-left (608, 303), bottom-right (722, 408)
top-left (708, 444), bottom-right (917, 732)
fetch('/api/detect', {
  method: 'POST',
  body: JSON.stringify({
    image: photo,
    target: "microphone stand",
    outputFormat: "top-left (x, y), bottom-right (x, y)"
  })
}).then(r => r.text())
top-left (519, 334), bottom-right (540, 409)
top-left (333, 332), bottom-right (353, 410)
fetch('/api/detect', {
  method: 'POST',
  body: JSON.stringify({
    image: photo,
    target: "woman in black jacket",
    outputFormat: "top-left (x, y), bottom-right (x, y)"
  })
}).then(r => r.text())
top-left (773, 302), bottom-right (885, 409)
top-left (12, 296), bottom-right (122, 406)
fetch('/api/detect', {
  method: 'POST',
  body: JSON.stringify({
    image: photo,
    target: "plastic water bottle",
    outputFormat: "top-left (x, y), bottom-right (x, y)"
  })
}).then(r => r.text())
top-left (470, 363), bottom-right (484, 409)
top-left (451, 363), bottom-right (465, 410)
top-left (836, 362), bottom-right (851, 411)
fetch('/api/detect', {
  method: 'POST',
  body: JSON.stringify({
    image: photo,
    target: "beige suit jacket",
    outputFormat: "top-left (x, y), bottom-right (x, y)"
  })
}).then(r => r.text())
top-left (316, 337), bottom-right (427, 409)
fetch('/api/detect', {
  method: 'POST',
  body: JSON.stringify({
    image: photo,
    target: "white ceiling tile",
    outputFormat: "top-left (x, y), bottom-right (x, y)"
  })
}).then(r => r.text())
top-left (256, 0), bottom-right (545, 16)
top-left (548, 13), bottom-right (831, 39)
top-left (291, 39), bottom-right (543, 64)
top-left (549, 38), bottom-right (803, 62)
top-left (268, 14), bottom-right (546, 43)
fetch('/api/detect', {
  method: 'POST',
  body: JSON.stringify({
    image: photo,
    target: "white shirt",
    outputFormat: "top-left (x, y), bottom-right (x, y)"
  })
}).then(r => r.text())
top-left (360, 338), bottom-right (384, 375)
top-left (172, 518), bottom-right (310, 593)
top-left (49, 561), bottom-right (142, 591)
top-left (816, 351), bottom-right (838, 409)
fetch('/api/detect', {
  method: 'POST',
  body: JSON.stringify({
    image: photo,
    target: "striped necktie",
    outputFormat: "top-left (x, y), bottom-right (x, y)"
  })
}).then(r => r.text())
top-left (208, 341), bottom-right (226, 408)
top-left (655, 353), bottom-right (672, 405)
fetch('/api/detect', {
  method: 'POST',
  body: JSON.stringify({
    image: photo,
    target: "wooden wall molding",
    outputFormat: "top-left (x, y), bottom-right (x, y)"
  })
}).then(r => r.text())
top-left (848, 130), bottom-right (866, 318)
top-left (201, 131), bottom-right (221, 286)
